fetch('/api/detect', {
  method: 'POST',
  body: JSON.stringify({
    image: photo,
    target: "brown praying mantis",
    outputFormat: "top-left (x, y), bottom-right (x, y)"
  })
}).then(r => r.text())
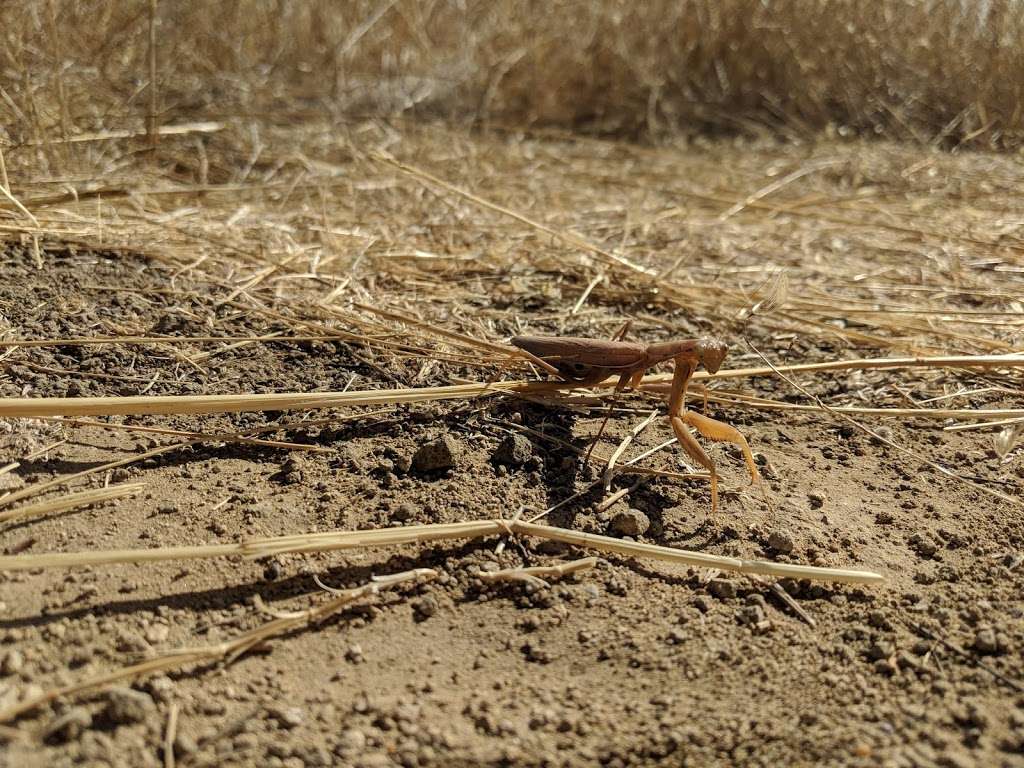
top-left (511, 333), bottom-right (761, 512)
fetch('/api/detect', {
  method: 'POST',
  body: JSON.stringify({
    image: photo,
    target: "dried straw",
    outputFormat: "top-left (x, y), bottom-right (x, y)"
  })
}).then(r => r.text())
top-left (476, 556), bottom-right (598, 588)
top-left (0, 482), bottom-right (145, 525)
top-left (0, 518), bottom-right (884, 585)
top-left (3, 349), bottom-right (1022, 421)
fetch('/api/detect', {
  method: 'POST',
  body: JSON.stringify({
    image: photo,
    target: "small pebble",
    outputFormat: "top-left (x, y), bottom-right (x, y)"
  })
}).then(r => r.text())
top-left (843, 625), bottom-right (869, 642)
top-left (666, 628), bottom-right (688, 645)
top-left (912, 639), bottom-right (932, 656)
top-left (580, 583), bottom-right (600, 604)
top-left (896, 651), bottom-right (920, 670)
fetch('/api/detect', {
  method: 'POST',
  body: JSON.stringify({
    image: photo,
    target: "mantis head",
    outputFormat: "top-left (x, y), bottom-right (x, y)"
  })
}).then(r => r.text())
top-left (697, 337), bottom-right (728, 374)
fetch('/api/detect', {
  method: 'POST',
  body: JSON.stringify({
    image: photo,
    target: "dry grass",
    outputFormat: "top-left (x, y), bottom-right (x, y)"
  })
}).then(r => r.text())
top-left (0, 517), bottom-right (885, 584)
top-left (4, 1), bottom-right (1024, 149)
top-left (1, 119), bottom-right (1022, 565)
top-left (4, 352), bottom-right (1024, 419)
top-left (0, 481), bottom-right (144, 525)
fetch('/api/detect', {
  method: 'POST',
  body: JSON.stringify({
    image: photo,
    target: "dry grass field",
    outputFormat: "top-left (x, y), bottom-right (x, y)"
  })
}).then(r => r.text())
top-left (2, 2), bottom-right (1024, 767)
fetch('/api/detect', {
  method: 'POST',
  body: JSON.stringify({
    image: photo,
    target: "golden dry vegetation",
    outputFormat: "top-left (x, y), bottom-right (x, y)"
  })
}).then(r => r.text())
top-left (2, 3), bottom-right (1024, 767)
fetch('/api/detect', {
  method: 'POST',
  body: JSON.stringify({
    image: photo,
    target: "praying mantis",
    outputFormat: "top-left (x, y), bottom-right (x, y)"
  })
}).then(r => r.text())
top-left (511, 333), bottom-right (761, 512)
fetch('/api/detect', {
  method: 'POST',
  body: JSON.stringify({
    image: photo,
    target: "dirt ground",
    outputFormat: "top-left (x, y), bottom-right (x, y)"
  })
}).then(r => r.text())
top-left (1, 125), bottom-right (1023, 768)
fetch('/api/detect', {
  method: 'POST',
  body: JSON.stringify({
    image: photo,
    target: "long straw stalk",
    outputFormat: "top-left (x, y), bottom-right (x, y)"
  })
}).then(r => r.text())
top-left (0, 518), bottom-right (884, 585)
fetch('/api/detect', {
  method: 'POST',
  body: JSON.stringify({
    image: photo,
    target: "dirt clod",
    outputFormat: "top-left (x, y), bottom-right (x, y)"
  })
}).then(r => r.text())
top-left (335, 728), bottom-right (367, 756)
top-left (269, 705), bottom-right (305, 729)
top-left (43, 708), bottom-right (92, 744)
top-left (173, 733), bottom-right (199, 757)
top-left (867, 610), bottom-right (893, 631)
top-left (707, 579), bottom-right (737, 600)
top-left (391, 502), bottom-right (418, 523)
top-left (910, 533), bottom-right (939, 558)
top-left (102, 687), bottom-right (155, 725)
top-left (1, 648), bottom-right (24, 675)
top-left (610, 508), bottom-right (650, 537)
top-left (493, 433), bottom-right (534, 467)
top-left (873, 658), bottom-right (896, 675)
top-left (737, 603), bottom-right (767, 625)
top-left (973, 627), bottom-right (1002, 655)
top-left (279, 455), bottom-right (309, 484)
top-left (521, 642), bottom-right (553, 664)
top-left (767, 529), bottom-right (795, 554)
top-left (412, 595), bottom-right (439, 620)
top-left (411, 436), bottom-right (460, 474)
top-left (263, 559), bottom-right (283, 580)
top-left (865, 640), bottom-right (895, 661)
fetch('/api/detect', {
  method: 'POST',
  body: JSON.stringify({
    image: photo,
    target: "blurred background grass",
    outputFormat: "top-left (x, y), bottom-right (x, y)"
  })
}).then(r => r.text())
top-left (3, 0), bottom-right (1024, 150)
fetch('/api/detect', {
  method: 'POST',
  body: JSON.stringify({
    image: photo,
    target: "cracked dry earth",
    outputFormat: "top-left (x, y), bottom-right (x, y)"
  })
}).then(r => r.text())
top-left (1, 144), bottom-right (1024, 767)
